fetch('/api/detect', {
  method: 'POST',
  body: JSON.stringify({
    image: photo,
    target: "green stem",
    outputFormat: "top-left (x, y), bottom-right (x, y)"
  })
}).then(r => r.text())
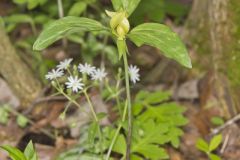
top-left (106, 101), bottom-right (128, 160)
top-left (53, 82), bottom-right (90, 116)
top-left (123, 51), bottom-right (132, 160)
top-left (83, 90), bottom-right (105, 159)
top-left (83, 90), bottom-right (98, 122)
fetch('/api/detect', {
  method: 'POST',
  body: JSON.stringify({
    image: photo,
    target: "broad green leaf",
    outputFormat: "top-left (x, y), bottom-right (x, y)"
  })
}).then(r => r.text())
top-left (33, 17), bottom-right (107, 50)
top-left (196, 138), bottom-right (209, 153)
top-left (24, 141), bottom-right (38, 160)
top-left (209, 153), bottom-right (221, 160)
top-left (17, 115), bottom-right (28, 128)
top-left (126, 0), bottom-right (141, 16)
top-left (209, 134), bottom-right (222, 152)
top-left (111, 0), bottom-right (141, 16)
top-left (68, 2), bottom-right (87, 16)
top-left (130, 0), bottom-right (165, 25)
top-left (128, 23), bottom-right (192, 68)
top-left (111, 0), bottom-right (123, 11)
top-left (0, 145), bottom-right (27, 160)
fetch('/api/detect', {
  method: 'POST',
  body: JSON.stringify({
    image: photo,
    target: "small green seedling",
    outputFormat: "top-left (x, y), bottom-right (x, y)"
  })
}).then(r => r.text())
top-left (211, 116), bottom-right (224, 126)
top-left (196, 134), bottom-right (223, 160)
top-left (1, 140), bottom-right (38, 160)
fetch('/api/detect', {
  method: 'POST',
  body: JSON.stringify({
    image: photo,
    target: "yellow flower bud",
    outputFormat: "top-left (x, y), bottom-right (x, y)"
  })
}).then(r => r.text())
top-left (117, 26), bottom-right (126, 40)
top-left (110, 12), bottom-right (125, 29)
top-left (119, 17), bottom-right (130, 34)
top-left (108, 11), bottom-right (130, 39)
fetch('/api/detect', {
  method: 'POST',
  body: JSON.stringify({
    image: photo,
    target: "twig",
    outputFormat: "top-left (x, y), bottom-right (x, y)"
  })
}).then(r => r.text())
top-left (211, 114), bottom-right (240, 135)
top-left (5, 107), bottom-right (55, 139)
top-left (24, 96), bottom-right (67, 115)
top-left (220, 131), bottom-right (230, 154)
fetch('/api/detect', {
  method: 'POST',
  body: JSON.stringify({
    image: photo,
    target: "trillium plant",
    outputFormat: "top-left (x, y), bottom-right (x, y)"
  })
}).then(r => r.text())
top-left (33, 0), bottom-right (192, 159)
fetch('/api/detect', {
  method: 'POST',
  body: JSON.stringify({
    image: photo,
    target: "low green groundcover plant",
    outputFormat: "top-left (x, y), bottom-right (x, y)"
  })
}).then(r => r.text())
top-left (196, 134), bottom-right (223, 160)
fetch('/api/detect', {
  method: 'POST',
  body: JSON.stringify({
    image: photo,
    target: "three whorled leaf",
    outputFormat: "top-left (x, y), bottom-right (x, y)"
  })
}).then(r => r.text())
top-left (33, 16), bottom-right (107, 51)
top-left (128, 23), bottom-right (192, 68)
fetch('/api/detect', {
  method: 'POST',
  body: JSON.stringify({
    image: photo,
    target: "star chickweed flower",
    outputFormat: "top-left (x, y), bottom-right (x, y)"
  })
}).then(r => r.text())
top-left (57, 58), bottom-right (73, 70)
top-left (65, 76), bottom-right (84, 92)
top-left (78, 63), bottom-right (96, 75)
top-left (128, 65), bottom-right (140, 84)
top-left (91, 68), bottom-right (107, 81)
top-left (45, 69), bottom-right (64, 80)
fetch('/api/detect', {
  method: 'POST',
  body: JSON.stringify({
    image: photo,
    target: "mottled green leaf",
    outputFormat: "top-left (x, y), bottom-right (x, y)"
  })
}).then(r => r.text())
top-left (128, 23), bottom-right (192, 68)
top-left (33, 17), bottom-right (107, 50)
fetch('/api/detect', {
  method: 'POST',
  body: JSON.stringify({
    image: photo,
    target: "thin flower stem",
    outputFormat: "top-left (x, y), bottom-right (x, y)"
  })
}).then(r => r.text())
top-left (83, 90), bottom-right (98, 122)
top-left (123, 51), bottom-right (132, 160)
top-left (53, 82), bottom-right (90, 116)
top-left (66, 68), bottom-right (72, 76)
top-left (83, 90), bottom-right (105, 159)
top-left (106, 101), bottom-right (128, 160)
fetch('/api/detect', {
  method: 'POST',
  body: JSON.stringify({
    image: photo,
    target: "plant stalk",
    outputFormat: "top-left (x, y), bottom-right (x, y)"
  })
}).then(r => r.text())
top-left (123, 51), bottom-right (132, 160)
top-left (83, 90), bottom-right (104, 158)
top-left (106, 101), bottom-right (128, 160)
top-left (83, 90), bottom-right (98, 122)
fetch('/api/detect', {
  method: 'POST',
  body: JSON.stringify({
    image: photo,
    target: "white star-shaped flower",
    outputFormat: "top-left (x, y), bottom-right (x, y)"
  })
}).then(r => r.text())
top-left (78, 63), bottom-right (96, 75)
top-left (45, 69), bottom-right (64, 80)
top-left (65, 76), bottom-right (84, 92)
top-left (128, 65), bottom-right (140, 84)
top-left (91, 68), bottom-right (107, 81)
top-left (57, 58), bottom-right (73, 70)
